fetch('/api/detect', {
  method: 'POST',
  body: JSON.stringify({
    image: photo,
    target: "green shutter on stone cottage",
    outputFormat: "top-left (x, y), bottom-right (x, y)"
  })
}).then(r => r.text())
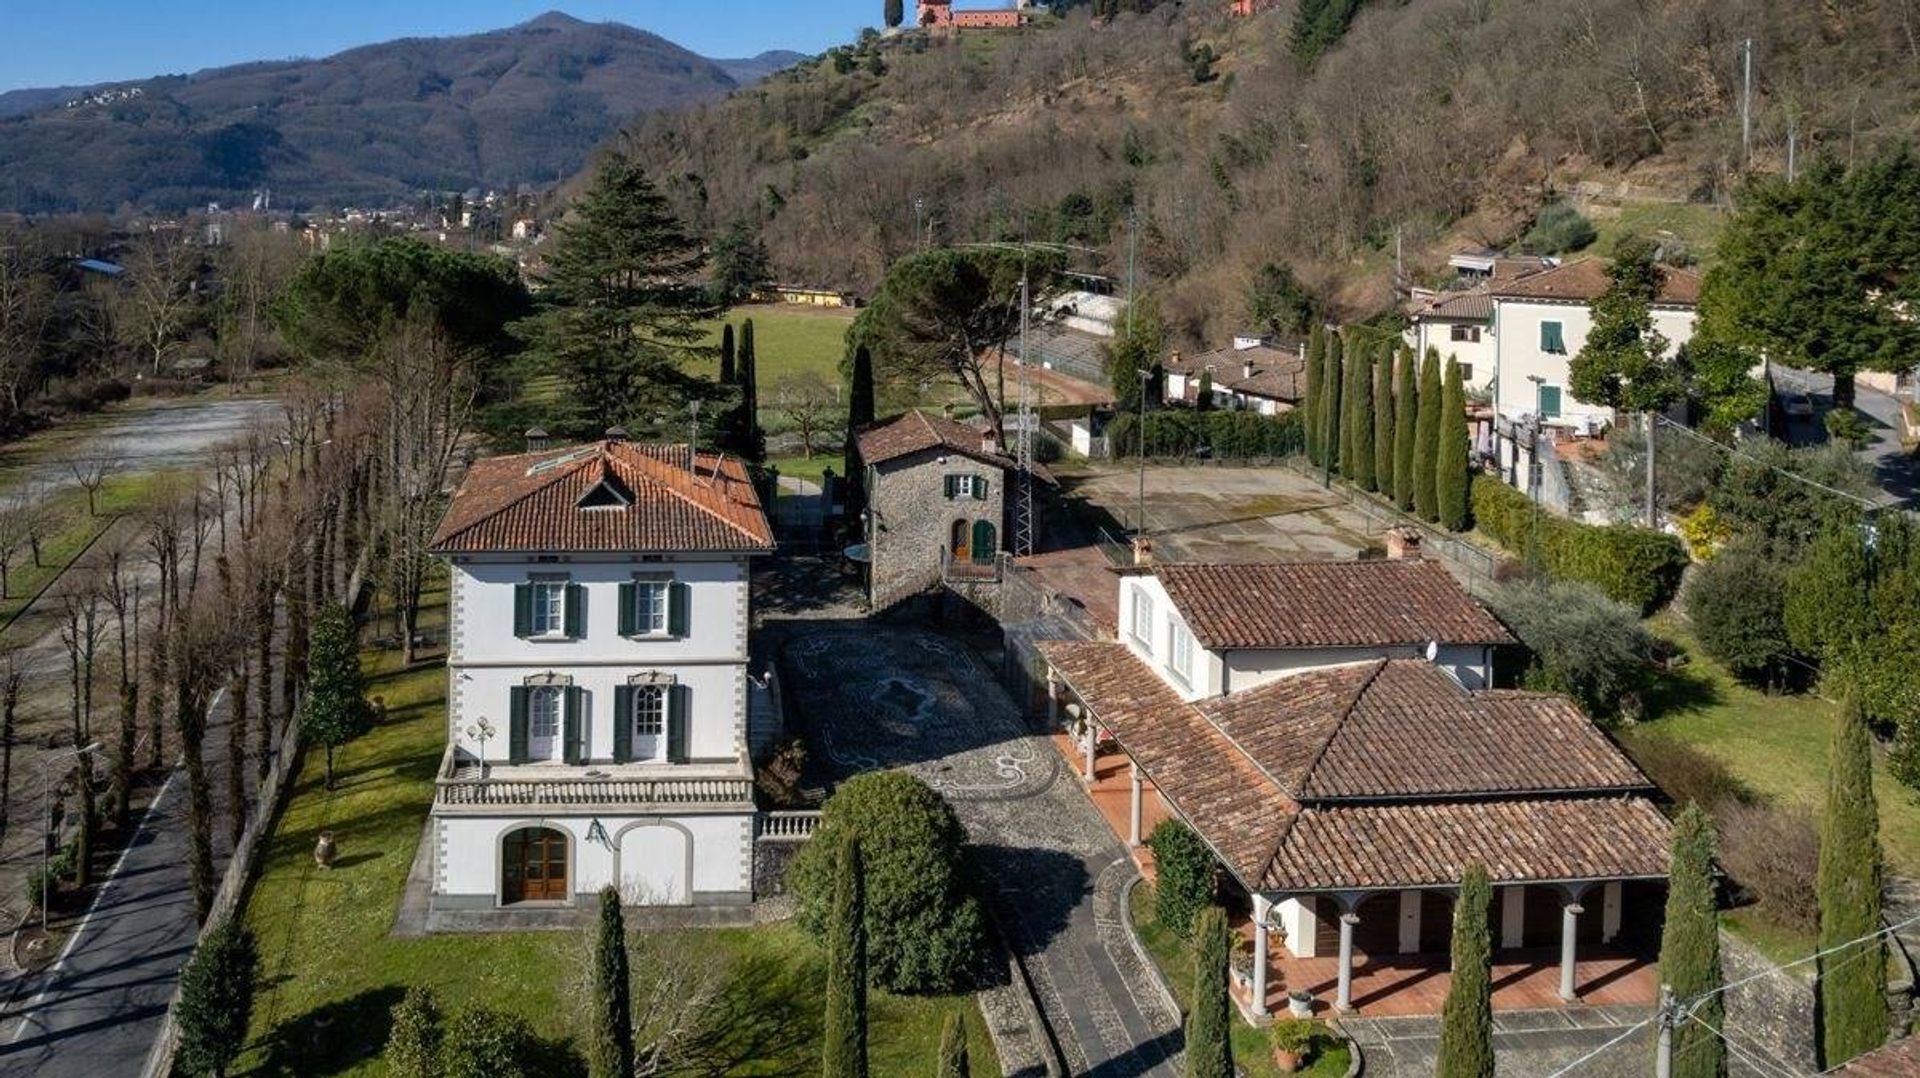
top-left (508, 686), bottom-right (530, 763)
top-left (617, 581), bottom-right (637, 637)
top-left (666, 685), bottom-right (689, 763)
top-left (512, 583), bottom-right (533, 638)
top-left (943, 474), bottom-right (959, 499)
top-left (563, 582), bottom-right (585, 638)
top-left (562, 686), bottom-right (584, 764)
top-left (612, 685), bottom-right (634, 763)
top-left (668, 581), bottom-right (690, 638)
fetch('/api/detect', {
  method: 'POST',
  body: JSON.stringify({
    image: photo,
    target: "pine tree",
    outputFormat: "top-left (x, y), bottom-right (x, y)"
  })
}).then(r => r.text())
top-left (587, 887), bottom-right (634, 1078)
top-left (1817, 693), bottom-right (1887, 1068)
top-left (1414, 347), bottom-right (1442, 523)
top-left (1437, 864), bottom-right (1494, 1078)
top-left (1438, 357), bottom-right (1471, 531)
top-left (843, 344), bottom-right (876, 526)
top-left (512, 151), bottom-right (719, 437)
top-left (719, 322), bottom-right (736, 385)
top-left (1352, 343), bottom-right (1376, 491)
top-left (937, 1010), bottom-right (972, 1078)
top-left (1373, 341), bottom-right (1395, 496)
top-left (738, 318), bottom-right (764, 460)
top-left (1659, 803), bottom-right (1726, 1078)
top-left (303, 601), bottom-right (368, 791)
top-left (1393, 345), bottom-right (1418, 510)
top-left (1303, 324), bottom-right (1324, 465)
top-left (1186, 906), bottom-right (1234, 1078)
top-left (1322, 332), bottom-right (1344, 477)
top-left (824, 836), bottom-right (869, 1078)
top-left (175, 921), bottom-right (258, 1078)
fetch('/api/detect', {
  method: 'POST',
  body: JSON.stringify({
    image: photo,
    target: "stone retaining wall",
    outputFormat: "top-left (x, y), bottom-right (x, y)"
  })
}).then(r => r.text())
top-left (1720, 930), bottom-right (1817, 1074)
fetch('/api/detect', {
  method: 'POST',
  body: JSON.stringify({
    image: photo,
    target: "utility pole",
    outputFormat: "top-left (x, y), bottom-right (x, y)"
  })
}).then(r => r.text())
top-left (1645, 411), bottom-right (1657, 528)
top-left (1787, 121), bottom-right (1798, 181)
top-left (1013, 271), bottom-right (1035, 558)
top-left (1654, 984), bottom-right (1677, 1078)
top-left (1741, 38), bottom-right (1753, 169)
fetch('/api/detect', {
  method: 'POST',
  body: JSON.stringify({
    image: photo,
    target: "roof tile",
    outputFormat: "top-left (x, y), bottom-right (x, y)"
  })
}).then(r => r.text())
top-left (1155, 561), bottom-right (1514, 650)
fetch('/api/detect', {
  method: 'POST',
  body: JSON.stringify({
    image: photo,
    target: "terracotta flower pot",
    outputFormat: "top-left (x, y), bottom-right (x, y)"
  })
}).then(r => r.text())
top-left (1272, 1047), bottom-right (1304, 1073)
top-left (314, 830), bottom-right (337, 869)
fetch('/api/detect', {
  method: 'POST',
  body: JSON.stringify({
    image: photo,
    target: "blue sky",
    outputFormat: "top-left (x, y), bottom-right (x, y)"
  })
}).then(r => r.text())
top-left (0, 1), bottom-right (884, 93)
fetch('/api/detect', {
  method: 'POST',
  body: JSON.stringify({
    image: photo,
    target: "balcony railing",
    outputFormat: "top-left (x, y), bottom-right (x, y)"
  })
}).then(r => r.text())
top-left (757, 810), bottom-right (822, 840)
top-left (433, 743), bottom-right (754, 810)
top-left (940, 547), bottom-right (1005, 584)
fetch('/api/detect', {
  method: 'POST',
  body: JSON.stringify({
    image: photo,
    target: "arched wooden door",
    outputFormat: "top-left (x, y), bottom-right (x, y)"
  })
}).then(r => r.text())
top-left (502, 827), bottom-right (569, 904)
top-left (950, 519), bottom-right (971, 560)
top-left (971, 520), bottom-right (996, 564)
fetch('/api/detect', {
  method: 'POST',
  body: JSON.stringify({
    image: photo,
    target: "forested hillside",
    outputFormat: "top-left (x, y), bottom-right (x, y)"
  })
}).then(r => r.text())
top-left (626, 1), bottom-right (1920, 343)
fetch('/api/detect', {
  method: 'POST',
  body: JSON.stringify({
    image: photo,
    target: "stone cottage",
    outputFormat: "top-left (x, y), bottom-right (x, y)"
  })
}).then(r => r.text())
top-left (854, 409), bottom-right (1016, 611)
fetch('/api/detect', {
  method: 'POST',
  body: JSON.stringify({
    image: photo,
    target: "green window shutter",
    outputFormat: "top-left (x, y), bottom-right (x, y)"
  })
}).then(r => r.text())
top-left (612, 686), bottom-right (634, 763)
top-left (508, 687), bottom-right (530, 763)
top-left (666, 685), bottom-right (689, 764)
top-left (1538, 384), bottom-right (1563, 418)
top-left (563, 583), bottom-right (585, 638)
top-left (972, 476), bottom-right (988, 500)
top-left (562, 686), bottom-right (584, 765)
top-left (512, 584), bottom-right (533, 638)
top-left (617, 581), bottom-right (637, 637)
top-left (943, 474), bottom-right (957, 499)
top-left (668, 581), bottom-right (691, 638)
top-left (1540, 321), bottom-right (1565, 354)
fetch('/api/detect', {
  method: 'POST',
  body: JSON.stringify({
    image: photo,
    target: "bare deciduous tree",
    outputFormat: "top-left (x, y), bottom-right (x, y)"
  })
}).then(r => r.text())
top-left (116, 230), bottom-right (202, 375)
top-left (0, 228), bottom-right (55, 418)
top-left (57, 574), bottom-right (103, 889)
top-left (770, 374), bottom-right (837, 460)
top-left (102, 543), bottom-right (141, 829)
top-left (70, 458), bottom-right (115, 517)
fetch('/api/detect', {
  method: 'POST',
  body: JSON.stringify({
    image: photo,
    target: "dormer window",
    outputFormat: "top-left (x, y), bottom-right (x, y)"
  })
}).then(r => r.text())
top-left (1167, 620), bottom-right (1194, 687)
top-left (576, 474), bottom-right (632, 510)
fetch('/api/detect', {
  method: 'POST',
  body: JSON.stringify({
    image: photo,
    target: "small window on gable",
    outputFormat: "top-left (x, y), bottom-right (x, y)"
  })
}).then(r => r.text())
top-left (577, 475), bottom-right (632, 510)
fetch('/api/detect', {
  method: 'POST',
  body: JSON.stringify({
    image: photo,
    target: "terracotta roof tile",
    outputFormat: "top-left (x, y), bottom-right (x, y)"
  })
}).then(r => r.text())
top-left (1412, 288), bottom-right (1495, 322)
top-left (1834, 1037), bottom-right (1920, 1076)
top-left (1155, 561), bottom-right (1514, 650)
top-left (1491, 257), bottom-right (1701, 306)
top-left (430, 441), bottom-right (773, 554)
top-left (854, 409), bottom-right (1014, 470)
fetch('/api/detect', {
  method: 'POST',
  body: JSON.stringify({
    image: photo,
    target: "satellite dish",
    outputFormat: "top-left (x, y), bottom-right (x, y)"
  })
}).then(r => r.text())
top-left (1425, 640), bottom-right (1440, 662)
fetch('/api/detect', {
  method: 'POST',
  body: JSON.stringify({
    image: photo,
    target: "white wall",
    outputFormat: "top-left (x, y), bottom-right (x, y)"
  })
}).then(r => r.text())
top-left (1117, 574), bottom-right (1221, 701)
top-left (450, 554), bottom-right (749, 666)
top-left (1407, 320), bottom-right (1499, 397)
top-left (436, 812), bottom-right (753, 902)
top-left (1493, 299), bottom-right (1697, 429)
top-left (1223, 643), bottom-right (1491, 692)
top-left (451, 663), bottom-right (746, 765)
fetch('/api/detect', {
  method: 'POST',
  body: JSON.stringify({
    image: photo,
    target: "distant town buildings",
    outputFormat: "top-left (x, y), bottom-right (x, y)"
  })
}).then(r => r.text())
top-left (918, 0), bottom-right (1031, 31)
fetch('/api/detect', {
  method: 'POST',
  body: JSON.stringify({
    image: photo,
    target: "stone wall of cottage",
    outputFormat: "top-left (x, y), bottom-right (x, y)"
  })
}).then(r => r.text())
top-left (867, 448), bottom-right (1005, 611)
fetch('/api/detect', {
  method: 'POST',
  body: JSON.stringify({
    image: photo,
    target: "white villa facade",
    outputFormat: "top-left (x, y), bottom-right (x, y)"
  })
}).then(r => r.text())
top-left (427, 438), bottom-right (775, 911)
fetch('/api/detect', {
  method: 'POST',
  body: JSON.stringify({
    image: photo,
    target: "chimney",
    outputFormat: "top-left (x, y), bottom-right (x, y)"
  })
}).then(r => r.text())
top-left (525, 426), bottom-right (550, 453)
top-left (1243, 361), bottom-right (1255, 380)
top-left (1132, 536), bottom-right (1154, 567)
top-left (1386, 527), bottom-right (1423, 561)
top-left (981, 428), bottom-right (1001, 455)
top-left (604, 425), bottom-right (629, 444)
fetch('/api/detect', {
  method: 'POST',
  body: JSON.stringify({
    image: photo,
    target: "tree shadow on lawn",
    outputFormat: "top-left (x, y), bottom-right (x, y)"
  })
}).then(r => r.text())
top-left (252, 984), bottom-right (405, 1077)
top-left (671, 948), bottom-right (823, 1076)
top-left (1637, 653), bottom-right (1723, 723)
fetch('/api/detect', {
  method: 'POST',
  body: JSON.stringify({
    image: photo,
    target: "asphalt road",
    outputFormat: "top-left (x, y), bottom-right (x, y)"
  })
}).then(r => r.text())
top-left (0, 688), bottom-right (263, 1078)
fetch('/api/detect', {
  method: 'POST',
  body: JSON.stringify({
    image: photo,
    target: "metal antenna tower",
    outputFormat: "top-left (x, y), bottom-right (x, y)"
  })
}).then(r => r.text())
top-left (1013, 270), bottom-right (1035, 558)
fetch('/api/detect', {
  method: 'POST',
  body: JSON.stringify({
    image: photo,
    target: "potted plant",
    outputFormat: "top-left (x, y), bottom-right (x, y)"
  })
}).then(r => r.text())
top-left (1270, 1017), bottom-right (1316, 1074)
top-left (1288, 989), bottom-right (1314, 1018)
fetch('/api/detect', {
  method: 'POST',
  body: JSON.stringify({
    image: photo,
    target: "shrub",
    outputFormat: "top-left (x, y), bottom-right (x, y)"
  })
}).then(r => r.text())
top-left (441, 1006), bottom-right (539, 1078)
top-left (1108, 408), bottom-right (1302, 460)
top-left (1186, 906), bottom-right (1234, 1078)
top-left (1473, 476), bottom-right (1688, 612)
top-left (1825, 408), bottom-right (1873, 448)
top-left (788, 771), bottom-right (986, 994)
top-left (1684, 545), bottom-right (1795, 686)
top-left (1144, 818), bottom-right (1215, 938)
top-left (1518, 201), bottom-right (1597, 255)
top-left (386, 986), bottom-right (445, 1078)
top-left (1270, 1016), bottom-right (1316, 1057)
top-left (1713, 799), bottom-right (1818, 935)
top-left (1625, 734), bottom-right (1753, 810)
top-left (1676, 504), bottom-right (1732, 560)
top-left (1492, 580), bottom-right (1652, 720)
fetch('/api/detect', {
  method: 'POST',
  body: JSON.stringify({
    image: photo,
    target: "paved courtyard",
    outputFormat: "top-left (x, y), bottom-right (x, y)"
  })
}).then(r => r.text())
top-left (777, 623), bottom-right (1182, 1078)
top-left (1058, 464), bottom-right (1381, 563)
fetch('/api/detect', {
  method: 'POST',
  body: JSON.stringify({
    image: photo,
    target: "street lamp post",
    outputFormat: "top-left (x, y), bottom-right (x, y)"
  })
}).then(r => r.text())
top-left (465, 718), bottom-right (496, 781)
top-left (41, 741), bottom-right (102, 929)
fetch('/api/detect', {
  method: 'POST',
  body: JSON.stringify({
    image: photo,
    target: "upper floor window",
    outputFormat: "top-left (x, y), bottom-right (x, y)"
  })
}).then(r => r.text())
top-left (1540, 321), bottom-right (1567, 355)
top-left (1168, 621), bottom-right (1194, 685)
top-left (515, 577), bottom-right (581, 640)
top-left (633, 580), bottom-right (668, 635)
top-left (943, 474), bottom-right (988, 500)
top-left (532, 582), bottom-right (566, 636)
top-left (1458, 363), bottom-right (1474, 384)
top-left (1130, 587), bottom-right (1154, 646)
top-left (1450, 324), bottom-right (1482, 343)
top-left (619, 575), bottom-right (687, 638)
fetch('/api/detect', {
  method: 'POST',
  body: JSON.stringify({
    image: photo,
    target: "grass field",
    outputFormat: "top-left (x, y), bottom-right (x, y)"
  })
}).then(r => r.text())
top-left (0, 469), bottom-right (181, 635)
top-left (241, 586), bottom-right (999, 1077)
top-left (701, 303), bottom-right (857, 389)
top-left (1129, 884), bottom-right (1351, 1078)
top-left (1585, 200), bottom-right (1730, 265)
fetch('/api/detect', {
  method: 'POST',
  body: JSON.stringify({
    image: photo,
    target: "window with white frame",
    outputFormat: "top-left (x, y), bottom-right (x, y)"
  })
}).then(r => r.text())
top-left (530, 581), bottom-right (567, 636)
top-left (527, 685), bottom-right (563, 759)
top-left (1450, 324), bottom-right (1482, 343)
top-left (633, 579), bottom-right (668, 635)
top-left (1167, 621), bottom-right (1194, 685)
top-left (632, 685), bottom-right (666, 761)
top-left (1458, 363), bottom-right (1474, 383)
top-left (1130, 586), bottom-right (1154, 646)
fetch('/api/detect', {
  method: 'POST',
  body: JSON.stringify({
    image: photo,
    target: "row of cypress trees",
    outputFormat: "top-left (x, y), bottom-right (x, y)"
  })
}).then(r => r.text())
top-left (716, 320), bottom-right (764, 460)
top-left (1302, 327), bottom-right (1471, 532)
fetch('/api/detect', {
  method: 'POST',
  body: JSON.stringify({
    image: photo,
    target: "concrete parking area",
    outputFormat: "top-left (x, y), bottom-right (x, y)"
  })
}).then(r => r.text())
top-left (1055, 463), bottom-right (1383, 563)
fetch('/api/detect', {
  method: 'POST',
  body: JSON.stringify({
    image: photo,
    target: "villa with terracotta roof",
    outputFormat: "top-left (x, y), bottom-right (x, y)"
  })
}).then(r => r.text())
top-left (1162, 333), bottom-right (1309, 416)
top-left (1036, 554), bottom-right (1672, 1019)
top-left (425, 435), bottom-right (775, 915)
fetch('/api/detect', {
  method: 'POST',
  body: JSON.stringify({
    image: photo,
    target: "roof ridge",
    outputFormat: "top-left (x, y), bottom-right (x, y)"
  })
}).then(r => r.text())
top-left (435, 447), bottom-right (603, 549)
top-left (1295, 659), bottom-right (1390, 799)
top-left (610, 446), bottom-right (770, 547)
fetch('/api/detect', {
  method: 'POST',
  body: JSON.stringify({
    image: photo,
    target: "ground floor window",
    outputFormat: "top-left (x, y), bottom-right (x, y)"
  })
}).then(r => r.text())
top-left (502, 826), bottom-right (569, 904)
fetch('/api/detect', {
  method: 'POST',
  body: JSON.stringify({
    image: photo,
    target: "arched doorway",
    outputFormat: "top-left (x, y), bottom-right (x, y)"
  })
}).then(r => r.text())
top-left (950, 519), bottom-right (971, 560)
top-left (502, 826), bottom-right (569, 904)
top-left (618, 822), bottom-right (693, 906)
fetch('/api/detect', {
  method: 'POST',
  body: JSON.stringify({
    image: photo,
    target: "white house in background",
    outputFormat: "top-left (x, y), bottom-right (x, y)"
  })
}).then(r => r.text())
top-left (427, 436), bottom-right (775, 911)
top-left (1488, 258), bottom-right (1701, 435)
top-left (1162, 333), bottom-right (1309, 416)
top-left (1404, 255), bottom-right (1555, 400)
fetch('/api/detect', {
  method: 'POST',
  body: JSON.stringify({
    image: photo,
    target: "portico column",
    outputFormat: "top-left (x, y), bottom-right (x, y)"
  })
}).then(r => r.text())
top-left (1559, 897), bottom-right (1585, 1002)
top-left (1082, 722), bottom-right (1096, 782)
top-left (1128, 762), bottom-right (1144, 846)
top-left (1046, 675), bottom-right (1061, 727)
top-left (1251, 894), bottom-right (1271, 1016)
top-left (1335, 911), bottom-right (1360, 1013)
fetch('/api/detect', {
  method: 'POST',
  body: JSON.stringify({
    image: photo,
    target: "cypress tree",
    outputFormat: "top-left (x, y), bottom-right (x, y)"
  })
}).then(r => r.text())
top-left (1393, 344), bottom-right (1417, 511)
top-left (1351, 343), bottom-right (1376, 491)
top-left (738, 318), bottom-right (763, 460)
top-left (587, 886), bottom-right (634, 1078)
top-left (1303, 324), bottom-right (1324, 465)
top-left (1414, 347), bottom-right (1442, 523)
top-left (937, 1009), bottom-right (972, 1078)
top-left (1322, 333), bottom-right (1344, 478)
top-left (1186, 906), bottom-right (1234, 1078)
top-left (1196, 367), bottom-right (1214, 411)
top-left (1437, 864), bottom-right (1494, 1078)
top-left (823, 836), bottom-right (869, 1078)
top-left (719, 322), bottom-right (736, 385)
top-left (1373, 341), bottom-right (1395, 497)
top-left (1340, 334), bottom-right (1363, 479)
top-left (1659, 803), bottom-right (1726, 1078)
top-left (843, 344), bottom-right (876, 526)
top-left (175, 921), bottom-right (258, 1078)
top-left (1817, 693), bottom-right (1887, 1068)
top-left (1438, 357), bottom-right (1471, 531)
top-left (304, 601), bottom-right (369, 791)
top-left (885, 0), bottom-right (905, 29)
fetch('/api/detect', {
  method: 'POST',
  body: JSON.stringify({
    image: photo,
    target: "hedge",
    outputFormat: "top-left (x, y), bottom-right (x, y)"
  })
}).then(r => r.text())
top-left (1471, 477), bottom-right (1687, 613)
top-left (1106, 408), bottom-right (1303, 460)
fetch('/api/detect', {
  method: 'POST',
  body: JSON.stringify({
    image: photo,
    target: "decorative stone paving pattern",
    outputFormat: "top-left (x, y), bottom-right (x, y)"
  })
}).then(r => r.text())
top-left (1341, 1005), bottom-right (1681, 1077)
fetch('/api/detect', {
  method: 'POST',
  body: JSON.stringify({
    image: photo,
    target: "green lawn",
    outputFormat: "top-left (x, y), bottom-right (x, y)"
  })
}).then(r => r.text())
top-left (701, 304), bottom-right (858, 389)
top-left (1585, 199), bottom-right (1729, 266)
top-left (1128, 884), bottom-right (1351, 1078)
top-left (0, 470), bottom-right (180, 635)
top-left (241, 588), bottom-right (998, 1076)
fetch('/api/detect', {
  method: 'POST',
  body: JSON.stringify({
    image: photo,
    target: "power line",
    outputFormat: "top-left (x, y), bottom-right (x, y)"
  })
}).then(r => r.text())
top-left (1652, 414), bottom-right (1885, 512)
top-left (1543, 1015), bottom-right (1655, 1077)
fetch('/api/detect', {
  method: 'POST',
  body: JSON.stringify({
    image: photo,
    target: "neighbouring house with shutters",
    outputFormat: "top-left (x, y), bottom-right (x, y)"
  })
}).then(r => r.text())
top-left (426, 435), bottom-right (775, 913)
top-left (854, 409), bottom-right (1018, 611)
